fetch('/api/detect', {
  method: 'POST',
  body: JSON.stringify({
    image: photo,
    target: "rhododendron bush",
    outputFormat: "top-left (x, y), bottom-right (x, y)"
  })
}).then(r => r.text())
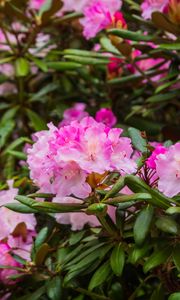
top-left (0, 0), bottom-right (180, 299)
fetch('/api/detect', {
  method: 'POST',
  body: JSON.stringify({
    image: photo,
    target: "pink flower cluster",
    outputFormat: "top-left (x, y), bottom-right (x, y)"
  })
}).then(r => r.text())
top-left (147, 142), bottom-right (180, 197)
top-left (80, 0), bottom-right (122, 39)
top-left (27, 117), bottom-right (136, 198)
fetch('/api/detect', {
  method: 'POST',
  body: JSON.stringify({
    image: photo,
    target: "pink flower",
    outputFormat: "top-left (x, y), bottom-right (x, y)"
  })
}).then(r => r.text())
top-left (141, 0), bottom-right (169, 19)
top-left (0, 181), bottom-right (36, 240)
top-left (95, 108), bottom-right (117, 127)
top-left (0, 243), bottom-right (20, 285)
top-left (80, 0), bottom-right (112, 39)
top-left (155, 142), bottom-right (180, 197)
top-left (130, 48), bottom-right (169, 82)
top-left (8, 231), bottom-right (36, 261)
top-left (80, 0), bottom-right (122, 39)
top-left (146, 145), bottom-right (167, 169)
top-left (27, 117), bottom-right (136, 199)
top-left (59, 103), bottom-right (89, 127)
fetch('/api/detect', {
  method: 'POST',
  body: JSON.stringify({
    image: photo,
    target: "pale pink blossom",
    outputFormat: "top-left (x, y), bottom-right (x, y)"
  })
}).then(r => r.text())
top-left (8, 231), bottom-right (36, 261)
top-left (0, 243), bottom-right (20, 285)
top-left (155, 142), bottom-right (180, 197)
top-left (59, 103), bottom-right (89, 127)
top-left (0, 181), bottom-right (36, 240)
top-left (141, 0), bottom-right (169, 19)
top-left (95, 108), bottom-right (117, 127)
top-left (27, 117), bottom-right (136, 199)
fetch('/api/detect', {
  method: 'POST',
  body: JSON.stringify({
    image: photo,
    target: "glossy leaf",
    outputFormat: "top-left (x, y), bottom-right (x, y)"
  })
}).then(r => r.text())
top-left (110, 243), bottom-right (125, 276)
top-left (88, 261), bottom-right (111, 291)
top-left (143, 247), bottom-right (171, 273)
top-left (134, 205), bottom-right (154, 246)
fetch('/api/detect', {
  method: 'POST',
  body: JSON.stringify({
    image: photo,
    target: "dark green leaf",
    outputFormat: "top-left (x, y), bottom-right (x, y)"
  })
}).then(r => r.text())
top-left (128, 127), bottom-right (147, 153)
top-left (155, 216), bottom-right (178, 235)
top-left (110, 243), bottom-right (125, 276)
top-left (88, 261), bottom-right (111, 291)
top-left (143, 247), bottom-right (171, 273)
top-left (134, 205), bottom-right (154, 246)
top-left (26, 108), bottom-right (47, 131)
top-left (46, 276), bottom-right (62, 300)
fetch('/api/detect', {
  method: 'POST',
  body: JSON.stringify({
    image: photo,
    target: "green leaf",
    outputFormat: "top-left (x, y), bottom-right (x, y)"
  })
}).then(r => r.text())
top-left (173, 245), bottom-right (180, 271)
top-left (15, 58), bottom-right (30, 77)
top-left (4, 203), bottom-right (37, 214)
top-left (103, 176), bottom-right (126, 201)
top-left (26, 108), bottom-right (47, 131)
top-left (88, 261), bottom-right (111, 291)
top-left (129, 244), bottom-right (151, 264)
top-left (35, 243), bottom-right (50, 266)
top-left (18, 286), bottom-right (46, 300)
top-left (166, 207), bottom-right (180, 214)
top-left (143, 247), bottom-right (171, 273)
top-left (134, 205), bottom-right (154, 246)
top-left (128, 127), bottom-right (147, 153)
top-left (32, 227), bottom-right (49, 259)
top-left (159, 43), bottom-right (180, 50)
top-left (47, 61), bottom-right (82, 70)
top-left (65, 243), bottom-right (109, 270)
top-left (151, 12), bottom-right (180, 35)
top-left (32, 200), bottom-right (86, 213)
top-left (69, 231), bottom-right (85, 246)
top-left (3, 137), bottom-right (31, 154)
top-left (29, 55), bottom-right (48, 72)
top-left (46, 276), bottom-right (62, 300)
top-left (6, 149), bottom-right (27, 160)
top-left (0, 56), bottom-right (14, 64)
top-left (150, 284), bottom-right (164, 300)
top-left (168, 293), bottom-right (180, 300)
top-left (64, 49), bottom-right (111, 58)
top-left (155, 216), bottom-right (178, 235)
top-left (29, 83), bottom-right (59, 102)
top-left (107, 29), bottom-right (153, 41)
top-left (100, 36), bottom-right (120, 54)
top-left (0, 120), bottom-right (15, 148)
top-left (110, 243), bottom-right (125, 276)
top-left (1, 106), bottom-right (19, 123)
top-left (146, 91), bottom-right (179, 103)
top-left (104, 193), bottom-right (152, 205)
top-left (39, 0), bottom-right (63, 23)
top-left (86, 203), bottom-right (107, 215)
top-left (64, 55), bottom-right (109, 65)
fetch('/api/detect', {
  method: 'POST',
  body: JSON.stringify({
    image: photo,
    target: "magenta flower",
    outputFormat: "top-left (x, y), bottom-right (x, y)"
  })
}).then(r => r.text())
top-left (146, 145), bottom-right (167, 169)
top-left (141, 0), bottom-right (169, 19)
top-left (156, 142), bottom-right (180, 197)
top-left (0, 243), bottom-right (20, 285)
top-left (59, 103), bottom-right (89, 127)
top-left (95, 108), bottom-right (117, 127)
